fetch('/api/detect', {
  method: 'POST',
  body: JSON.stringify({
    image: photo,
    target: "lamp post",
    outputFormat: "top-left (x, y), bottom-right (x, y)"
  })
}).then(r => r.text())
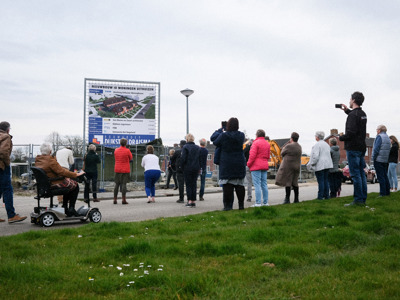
top-left (180, 88), bottom-right (194, 135)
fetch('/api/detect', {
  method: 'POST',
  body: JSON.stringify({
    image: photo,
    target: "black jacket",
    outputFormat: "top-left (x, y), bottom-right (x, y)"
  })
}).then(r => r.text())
top-left (172, 149), bottom-right (183, 173)
top-left (389, 142), bottom-right (399, 163)
top-left (213, 130), bottom-right (246, 180)
top-left (339, 108), bottom-right (367, 152)
top-left (84, 150), bottom-right (100, 173)
top-left (180, 142), bottom-right (201, 173)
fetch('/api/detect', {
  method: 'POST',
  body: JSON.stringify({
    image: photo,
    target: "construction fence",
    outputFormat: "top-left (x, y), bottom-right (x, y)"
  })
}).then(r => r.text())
top-left (11, 140), bottom-right (169, 190)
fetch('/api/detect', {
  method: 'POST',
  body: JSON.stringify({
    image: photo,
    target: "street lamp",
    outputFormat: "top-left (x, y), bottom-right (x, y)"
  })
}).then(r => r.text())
top-left (180, 88), bottom-right (194, 135)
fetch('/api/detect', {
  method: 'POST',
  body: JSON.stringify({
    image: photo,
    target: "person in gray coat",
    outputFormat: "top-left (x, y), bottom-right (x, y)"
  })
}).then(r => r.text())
top-left (275, 132), bottom-right (302, 204)
top-left (328, 138), bottom-right (341, 198)
top-left (372, 124), bottom-right (391, 197)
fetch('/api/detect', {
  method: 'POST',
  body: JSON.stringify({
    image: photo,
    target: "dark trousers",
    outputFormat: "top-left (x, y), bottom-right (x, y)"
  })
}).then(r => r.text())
top-left (285, 186), bottom-right (299, 202)
top-left (63, 185), bottom-right (79, 209)
top-left (84, 171), bottom-right (98, 200)
top-left (184, 171), bottom-right (198, 201)
top-left (176, 172), bottom-right (185, 201)
top-left (199, 169), bottom-right (207, 198)
top-left (166, 168), bottom-right (177, 188)
top-left (375, 161), bottom-right (390, 196)
top-left (328, 172), bottom-right (342, 198)
top-left (222, 183), bottom-right (245, 210)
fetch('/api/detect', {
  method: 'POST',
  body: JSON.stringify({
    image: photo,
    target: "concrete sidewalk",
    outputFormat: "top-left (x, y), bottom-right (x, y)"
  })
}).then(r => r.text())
top-left (77, 181), bottom-right (309, 201)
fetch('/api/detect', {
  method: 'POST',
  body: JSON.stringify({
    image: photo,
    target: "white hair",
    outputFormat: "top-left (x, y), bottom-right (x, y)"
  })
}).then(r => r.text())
top-left (315, 131), bottom-right (325, 140)
top-left (40, 143), bottom-right (52, 155)
top-left (88, 144), bottom-right (97, 151)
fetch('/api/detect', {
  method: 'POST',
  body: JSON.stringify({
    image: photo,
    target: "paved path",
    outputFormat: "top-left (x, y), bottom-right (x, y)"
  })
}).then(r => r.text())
top-left (0, 182), bottom-right (381, 237)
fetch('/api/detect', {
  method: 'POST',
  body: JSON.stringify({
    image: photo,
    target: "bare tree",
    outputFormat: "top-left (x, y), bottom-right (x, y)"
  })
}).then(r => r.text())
top-left (12, 148), bottom-right (25, 162)
top-left (63, 135), bottom-right (84, 156)
top-left (44, 132), bottom-right (83, 157)
top-left (45, 132), bottom-right (63, 153)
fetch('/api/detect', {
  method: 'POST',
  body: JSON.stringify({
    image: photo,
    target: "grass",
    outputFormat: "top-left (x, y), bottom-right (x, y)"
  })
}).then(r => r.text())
top-left (1, 192), bottom-right (400, 299)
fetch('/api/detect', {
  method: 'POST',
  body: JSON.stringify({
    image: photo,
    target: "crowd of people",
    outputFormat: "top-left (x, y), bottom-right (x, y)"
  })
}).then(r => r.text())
top-left (1, 91), bottom-right (399, 222)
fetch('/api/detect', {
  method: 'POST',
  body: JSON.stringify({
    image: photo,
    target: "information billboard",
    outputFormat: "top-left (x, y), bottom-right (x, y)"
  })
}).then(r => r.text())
top-left (84, 79), bottom-right (160, 147)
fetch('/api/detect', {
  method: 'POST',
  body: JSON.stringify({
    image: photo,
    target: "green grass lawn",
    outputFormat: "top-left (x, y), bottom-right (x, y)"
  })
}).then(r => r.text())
top-left (1, 192), bottom-right (400, 299)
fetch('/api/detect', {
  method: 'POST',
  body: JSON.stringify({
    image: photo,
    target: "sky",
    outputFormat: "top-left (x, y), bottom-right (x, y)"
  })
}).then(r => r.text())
top-left (1, 0), bottom-right (399, 154)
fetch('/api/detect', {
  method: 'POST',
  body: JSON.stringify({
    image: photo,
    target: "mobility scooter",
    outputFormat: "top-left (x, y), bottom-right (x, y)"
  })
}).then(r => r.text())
top-left (30, 167), bottom-right (102, 227)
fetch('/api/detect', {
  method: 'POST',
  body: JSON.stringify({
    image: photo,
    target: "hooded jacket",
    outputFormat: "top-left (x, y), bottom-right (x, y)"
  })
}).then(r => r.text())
top-left (0, 129), bottom-right (12, 170)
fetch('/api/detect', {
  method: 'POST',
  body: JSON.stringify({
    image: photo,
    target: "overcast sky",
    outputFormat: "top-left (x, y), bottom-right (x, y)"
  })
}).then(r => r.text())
top-left (1, 0), bottom-right (399, 154)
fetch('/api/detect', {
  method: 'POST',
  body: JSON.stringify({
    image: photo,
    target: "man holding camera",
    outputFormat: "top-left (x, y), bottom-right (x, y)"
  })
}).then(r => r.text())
top-left (338, 92), bottom-right (368, 206)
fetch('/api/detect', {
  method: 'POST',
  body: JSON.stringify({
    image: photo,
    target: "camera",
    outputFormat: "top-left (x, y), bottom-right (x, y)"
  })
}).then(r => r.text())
top-left (335, 104), bottom-right (342, 108)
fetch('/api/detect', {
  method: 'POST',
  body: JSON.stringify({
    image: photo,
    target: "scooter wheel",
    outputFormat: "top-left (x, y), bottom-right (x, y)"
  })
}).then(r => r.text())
top-left (89, 210), bottom-right (102, 223)
top-left (40, 212), bottom-right (55, 227)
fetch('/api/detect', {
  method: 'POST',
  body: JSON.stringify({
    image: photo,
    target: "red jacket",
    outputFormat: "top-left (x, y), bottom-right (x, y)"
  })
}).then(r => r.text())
top-left (247, 137), bottom-right (270, 171)
top-left (114, 146), bottom-right (132, 173)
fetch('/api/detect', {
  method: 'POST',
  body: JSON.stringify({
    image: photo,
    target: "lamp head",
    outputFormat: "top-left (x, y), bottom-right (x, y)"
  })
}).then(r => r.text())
top-left (180, 89), bottom-right (194, 97)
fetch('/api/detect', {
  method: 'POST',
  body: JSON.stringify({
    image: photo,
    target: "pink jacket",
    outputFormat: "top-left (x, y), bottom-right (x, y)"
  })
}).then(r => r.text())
top-left (247, 137), bottom-right (270, 171)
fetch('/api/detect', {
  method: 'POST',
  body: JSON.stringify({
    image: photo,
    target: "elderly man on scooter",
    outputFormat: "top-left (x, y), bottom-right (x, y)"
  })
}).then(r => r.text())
top-left (35, 143), bottom-right (85, 217)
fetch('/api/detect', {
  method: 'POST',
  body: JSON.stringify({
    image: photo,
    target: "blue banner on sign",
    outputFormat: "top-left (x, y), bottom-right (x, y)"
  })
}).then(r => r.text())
top-left (88, 133), bottom-right (156, 147)
top-left (89, 89), bottom-right (103, 93)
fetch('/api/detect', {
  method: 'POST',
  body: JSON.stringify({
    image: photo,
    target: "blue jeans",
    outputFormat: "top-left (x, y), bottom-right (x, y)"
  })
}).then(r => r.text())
top-left (375, 161), bottom-right (390, 196)
top-left (251, 170), bottom-right (268, 205)
top-left (144, 170), bottom-right (161, 197)
top-left (198, 169), bottom-right (207, 198)
top-left (388, 162), bottom-right (398, 190)
top-left (246, 166), bottom-right (253, 200)
top-left (347, 150), bottom-right (367, 203)
top-left (315, 169), bottom-right (330, 199)
top-left (0, 166), bottom-right (16, 218)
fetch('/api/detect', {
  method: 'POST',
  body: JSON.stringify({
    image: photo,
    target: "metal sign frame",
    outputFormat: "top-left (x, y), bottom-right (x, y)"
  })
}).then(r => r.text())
top-left (83, 78), bottom-right (160, 155)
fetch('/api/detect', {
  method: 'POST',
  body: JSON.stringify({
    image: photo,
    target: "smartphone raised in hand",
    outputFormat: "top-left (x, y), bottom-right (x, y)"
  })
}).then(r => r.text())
top-left (221, 121), bottom-right (227, 130)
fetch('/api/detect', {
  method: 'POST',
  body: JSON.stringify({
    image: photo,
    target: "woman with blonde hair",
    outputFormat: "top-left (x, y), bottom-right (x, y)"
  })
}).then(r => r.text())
top-left (141, 145), bottom-right (161, 203)
top-left (180, 133), bottom-right (201, 207)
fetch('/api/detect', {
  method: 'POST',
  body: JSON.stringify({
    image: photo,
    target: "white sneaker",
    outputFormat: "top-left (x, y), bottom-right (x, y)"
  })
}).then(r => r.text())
top-left (251, 203), bottom-right (262, 207)
top-left (262, 203), bottom-right (269, 206)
